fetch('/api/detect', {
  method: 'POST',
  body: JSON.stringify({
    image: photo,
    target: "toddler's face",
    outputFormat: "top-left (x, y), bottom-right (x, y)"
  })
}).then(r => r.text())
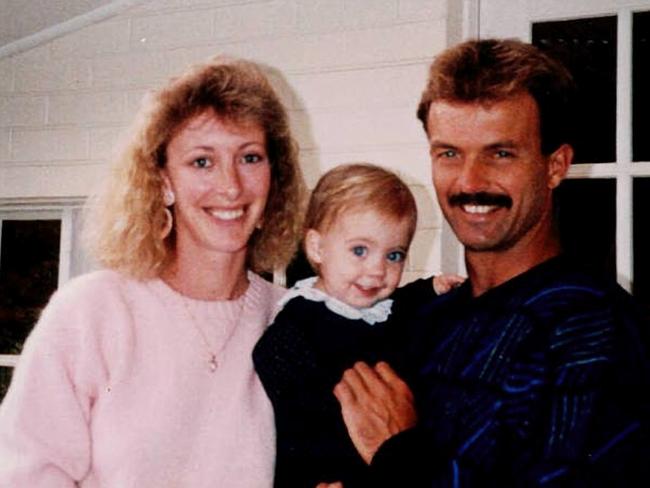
top-left (306, 208), bottom-right (411, 309)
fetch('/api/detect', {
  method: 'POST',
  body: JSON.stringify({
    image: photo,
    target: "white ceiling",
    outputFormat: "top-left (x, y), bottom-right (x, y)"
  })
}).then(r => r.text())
top-left (0, 0), bottom-right (115, 47)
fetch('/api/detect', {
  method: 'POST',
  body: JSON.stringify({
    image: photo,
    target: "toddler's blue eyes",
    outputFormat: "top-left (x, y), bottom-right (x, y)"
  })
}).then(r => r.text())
top-left (352, 246), bottom-right (367, 257)
top-left (387, 251), bottom-right (405, 263)
top-left (351, 246), bottom-right (405, 262)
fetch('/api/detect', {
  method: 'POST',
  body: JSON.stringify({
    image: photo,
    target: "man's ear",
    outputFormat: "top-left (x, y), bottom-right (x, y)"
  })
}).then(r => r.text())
top-left (547, 143), bottom-right (573, 189)
top-left (304, 229), bottom-right (323, 265)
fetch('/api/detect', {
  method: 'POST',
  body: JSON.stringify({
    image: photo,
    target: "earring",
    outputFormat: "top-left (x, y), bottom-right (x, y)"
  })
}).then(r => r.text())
top-left (161, 186), bottom-right (175, 239)
top-left (161, 208), bottom-right (173, 239)
top-left (163, 187), bottom-right (175, 207)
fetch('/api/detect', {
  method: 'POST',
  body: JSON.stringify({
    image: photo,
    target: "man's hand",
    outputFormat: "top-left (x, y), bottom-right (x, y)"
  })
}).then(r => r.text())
top-left (432, 273), bottom-right (465, 295)
top-left (316, 483), bottom-right (343, 488)
top-left (333, 361), bottom-right (417, 464)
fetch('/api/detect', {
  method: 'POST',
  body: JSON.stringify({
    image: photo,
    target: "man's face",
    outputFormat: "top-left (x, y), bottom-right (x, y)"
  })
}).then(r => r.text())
top-left (426, 92), bottom-right (568, 255)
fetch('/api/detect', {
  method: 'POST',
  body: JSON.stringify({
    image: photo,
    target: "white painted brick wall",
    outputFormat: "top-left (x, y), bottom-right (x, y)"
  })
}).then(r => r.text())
top-left (0, 130), bottom-right (9, 160)
top-left (0, 0), bottom-right (460, 278)
top-left (11, 128), bottom-right (89, 161)
top-left (14, 47), bottom-right (92, 92)
top-left (132, 11), bottom-right (215, 49)
top-left (0, 95), bottom-right (46, 126)
top-left (0, 58), bottom-right (13, 92)
top-left (48, 92), bottom-right (130, 126)
top-left (50, 21), bottom-right (131, 59)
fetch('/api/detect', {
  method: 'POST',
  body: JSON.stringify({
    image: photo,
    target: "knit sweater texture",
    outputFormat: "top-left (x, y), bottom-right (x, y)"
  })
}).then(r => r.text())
top-left (253, 279), bottom-right (438, 488)
top-left (369, 256), bottom-right (650, 487)
top-left (0, 269), bottom-right (284, 488)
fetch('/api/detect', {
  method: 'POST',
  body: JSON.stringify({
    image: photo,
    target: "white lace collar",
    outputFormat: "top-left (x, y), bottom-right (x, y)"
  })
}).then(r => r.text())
top-left (277, 277), bottom-right (393, 325)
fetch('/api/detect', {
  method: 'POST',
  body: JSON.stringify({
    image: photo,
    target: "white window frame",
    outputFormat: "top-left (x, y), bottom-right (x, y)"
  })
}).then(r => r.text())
top-left (0, 198), bottom-right (86, 369)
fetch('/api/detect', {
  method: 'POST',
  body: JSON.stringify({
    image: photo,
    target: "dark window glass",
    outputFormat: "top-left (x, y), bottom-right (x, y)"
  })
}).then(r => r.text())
top-left (633, 11), bottom-right (650, 162)
top-left (285, 248), bottom-right (315, 288)
top-left (633, 178), bottom-right (649, 312)
top-left (0, 220), bottom-right (60, 354)
top-left (555, 179), bottom-right (616, 280)
top-left (0, 366), bottom-right (13, 403)
top-left (533, 16), bottom-right (617, 164)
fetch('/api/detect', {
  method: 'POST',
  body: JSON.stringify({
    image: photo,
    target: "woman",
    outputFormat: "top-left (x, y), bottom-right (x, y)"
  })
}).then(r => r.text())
top-left (0, 57), bottom-right (304, 487)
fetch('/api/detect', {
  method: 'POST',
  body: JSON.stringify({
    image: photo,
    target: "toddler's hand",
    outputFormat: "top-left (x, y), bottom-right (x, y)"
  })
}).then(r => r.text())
top-left (432, 273), bottom-right (465, 295)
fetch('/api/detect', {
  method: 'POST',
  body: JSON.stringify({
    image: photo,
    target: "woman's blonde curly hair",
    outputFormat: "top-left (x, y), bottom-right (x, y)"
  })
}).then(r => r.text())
top-left (85, 57), bottom-right (305, 279)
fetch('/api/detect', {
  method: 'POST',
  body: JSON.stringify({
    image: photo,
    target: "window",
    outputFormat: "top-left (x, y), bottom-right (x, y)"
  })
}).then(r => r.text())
top-left (0, 218), bottom-right (61, 353)
top-left (633, 178), bottom-right (649, 303)
top-left (533, 16), bottom-right (617, 165)
top-left (0, 203), bottom-right (90, 401)
top-left (633, 11), bottom-right (650, 162)
top-left (532, 17), bottom-right (620, 282)
top-left (528, 9), bottom-right (650, 314)
top-left (554, 179), bottom-right (617, 281)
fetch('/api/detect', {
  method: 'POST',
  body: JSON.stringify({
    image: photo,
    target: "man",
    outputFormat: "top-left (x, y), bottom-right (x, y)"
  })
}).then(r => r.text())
top-left (330, 39), bottom-right (650, 487)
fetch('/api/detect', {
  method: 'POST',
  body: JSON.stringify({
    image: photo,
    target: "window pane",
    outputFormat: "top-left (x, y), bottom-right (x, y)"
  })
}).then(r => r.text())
top-left (0, 366), bottom-right (13, 402)
top-left (633, 11), bottom-right (650, 162)
top-left (533, 16), bottom-right (617, 164)
top-left (0, 220), bottom-right (60, 354)
top-left (633, 178), bottom-right (649, 312)
top-left (555, 179), bottom-right (616, 280)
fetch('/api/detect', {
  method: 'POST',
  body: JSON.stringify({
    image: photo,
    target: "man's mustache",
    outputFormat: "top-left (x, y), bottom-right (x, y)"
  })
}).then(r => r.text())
top-left (448, 192), bottom-right (513, 209)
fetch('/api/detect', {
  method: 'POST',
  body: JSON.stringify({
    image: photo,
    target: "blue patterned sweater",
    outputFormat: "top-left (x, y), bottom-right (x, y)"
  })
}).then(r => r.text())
top-left (373, 256), bottom-right (650, 487)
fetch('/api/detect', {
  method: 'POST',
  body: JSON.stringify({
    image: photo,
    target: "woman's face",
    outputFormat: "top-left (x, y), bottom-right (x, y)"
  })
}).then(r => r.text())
top-left (162, 109), bottom-right (271, 262)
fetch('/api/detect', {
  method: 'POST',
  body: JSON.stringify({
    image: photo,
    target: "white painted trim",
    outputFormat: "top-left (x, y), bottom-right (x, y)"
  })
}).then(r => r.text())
top-left (0, 0), bottom-right (148, 59)
top-left (616, 10), bottom-right (634, 291)
top-left (273, 267), bottom-right (287, 288)
top-left (0, 197), bottom-right (86, 212)
top-left (567, 162), bottom-right (650, 178)
top-left (464, 0), bottom-right (481, 39)
top-left (58, 208), bottom-right (73, 288)
top-left (617, 176), bottom-right (633, 290)
top-left (527, 2), bottom-right (650, 24)
top-left (0, 355), bottom-right (18, 368)
top-left (0, 208), bottom-right (61, 220)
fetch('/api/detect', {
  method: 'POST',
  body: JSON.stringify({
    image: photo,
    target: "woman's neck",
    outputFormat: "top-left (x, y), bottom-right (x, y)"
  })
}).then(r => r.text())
top-left (161, 250), bottom-right (249, 301)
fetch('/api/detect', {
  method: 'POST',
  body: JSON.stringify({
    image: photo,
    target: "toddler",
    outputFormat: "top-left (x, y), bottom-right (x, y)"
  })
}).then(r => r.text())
top-left (253, 163), bottom-right (461, 488)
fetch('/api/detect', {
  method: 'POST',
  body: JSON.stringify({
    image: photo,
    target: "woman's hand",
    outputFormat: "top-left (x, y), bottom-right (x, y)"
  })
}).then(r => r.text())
top-left (333, 361), bottom-right (417, 464)
top-left (316, 483), bottom-right (343, 488)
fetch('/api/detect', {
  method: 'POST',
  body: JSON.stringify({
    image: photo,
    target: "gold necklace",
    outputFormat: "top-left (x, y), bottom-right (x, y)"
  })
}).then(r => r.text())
top-left (180, 290), bottom-right (246, 372)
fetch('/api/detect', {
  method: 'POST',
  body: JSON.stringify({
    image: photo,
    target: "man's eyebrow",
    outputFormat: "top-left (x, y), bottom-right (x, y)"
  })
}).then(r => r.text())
top-left (485, 140), bottom-right (517, 149)
top-left (429, 141), bottom-right (458, 149)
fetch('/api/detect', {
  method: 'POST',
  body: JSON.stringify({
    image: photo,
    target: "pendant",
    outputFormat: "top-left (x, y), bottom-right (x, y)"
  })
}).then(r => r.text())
top-left (209, 354), bottom-right (218, 372)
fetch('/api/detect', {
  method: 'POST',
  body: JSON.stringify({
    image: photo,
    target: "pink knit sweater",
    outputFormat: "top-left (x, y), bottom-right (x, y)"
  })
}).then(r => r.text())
top-left (0, 269), bottom-right (285, 487)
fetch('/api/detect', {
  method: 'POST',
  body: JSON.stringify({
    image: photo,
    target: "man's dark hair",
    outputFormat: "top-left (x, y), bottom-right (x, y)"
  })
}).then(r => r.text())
top-left (417, 38), bottom-right (576, 155)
